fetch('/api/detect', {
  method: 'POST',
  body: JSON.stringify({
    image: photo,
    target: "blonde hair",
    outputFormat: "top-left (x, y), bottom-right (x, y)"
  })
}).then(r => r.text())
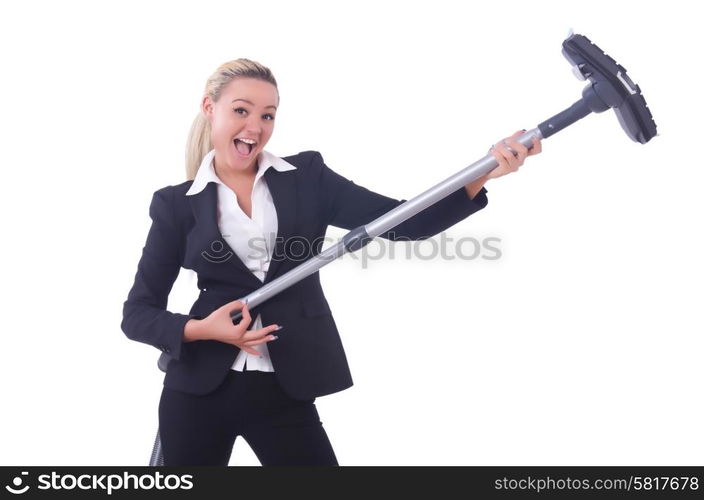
top-left (185, 58), bottom-right (278, 180)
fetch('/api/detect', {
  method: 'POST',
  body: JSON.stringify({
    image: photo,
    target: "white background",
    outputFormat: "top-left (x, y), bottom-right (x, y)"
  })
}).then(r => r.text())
top-left (1, 0), bottom-right (701, 466)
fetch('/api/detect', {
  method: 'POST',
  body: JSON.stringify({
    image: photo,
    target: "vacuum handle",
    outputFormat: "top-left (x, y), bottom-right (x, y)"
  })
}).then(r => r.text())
top-left (538, 98), bottom-right (593, 139)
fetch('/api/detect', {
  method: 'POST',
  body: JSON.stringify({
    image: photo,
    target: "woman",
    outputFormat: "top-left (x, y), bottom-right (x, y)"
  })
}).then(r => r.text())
top-left (121, 58), bottom-right (542, 466)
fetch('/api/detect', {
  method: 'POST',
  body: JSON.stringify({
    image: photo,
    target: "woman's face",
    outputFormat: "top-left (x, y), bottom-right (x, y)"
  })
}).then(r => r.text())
top-left (202, 77), bottom-right (279, 175)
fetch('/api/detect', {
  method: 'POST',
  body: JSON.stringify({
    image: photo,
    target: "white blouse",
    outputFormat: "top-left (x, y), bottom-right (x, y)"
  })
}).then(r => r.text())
top-left (185, 149), bottom-right (297, 372)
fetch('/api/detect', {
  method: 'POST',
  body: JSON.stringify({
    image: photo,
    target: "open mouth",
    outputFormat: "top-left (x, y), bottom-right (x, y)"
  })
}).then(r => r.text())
top-left (233, 138), bottom-right (257, 157)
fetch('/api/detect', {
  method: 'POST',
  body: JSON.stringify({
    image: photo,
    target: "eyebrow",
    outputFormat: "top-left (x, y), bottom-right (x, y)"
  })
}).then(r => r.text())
top-left (231, 98), bottom-right (277, 109)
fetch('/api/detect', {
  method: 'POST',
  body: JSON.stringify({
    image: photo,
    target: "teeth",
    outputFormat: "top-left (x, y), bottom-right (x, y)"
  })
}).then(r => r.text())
top-left (236, 138), bottom-right (257, 144)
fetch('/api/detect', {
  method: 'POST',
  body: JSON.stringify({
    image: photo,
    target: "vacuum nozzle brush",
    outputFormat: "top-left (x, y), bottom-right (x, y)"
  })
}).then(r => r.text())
top-left (561, 33), bottom-right (657, 143)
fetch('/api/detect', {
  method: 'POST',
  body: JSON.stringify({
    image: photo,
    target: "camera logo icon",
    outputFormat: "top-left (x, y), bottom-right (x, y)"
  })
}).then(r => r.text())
top-left (5, 471), bottom-right (29, 494)
top-left (201, 240), bottom-right (233, 263)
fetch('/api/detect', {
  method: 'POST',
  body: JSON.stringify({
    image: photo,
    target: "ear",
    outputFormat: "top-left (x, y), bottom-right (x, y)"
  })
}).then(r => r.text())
top-left (201, 95), bottom-right (213, 119)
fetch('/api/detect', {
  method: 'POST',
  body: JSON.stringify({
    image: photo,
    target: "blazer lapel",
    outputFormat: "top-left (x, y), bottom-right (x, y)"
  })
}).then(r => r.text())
top-left (263, 166), bottom-right (297, 285)
top-left (187, 182), bottom-right (262, 286)
top-left (187, 169), bottom-right (298, 288)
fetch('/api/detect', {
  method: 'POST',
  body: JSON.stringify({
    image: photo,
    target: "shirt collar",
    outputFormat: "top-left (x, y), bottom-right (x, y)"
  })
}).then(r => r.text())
top-left (185, 149), bottom-right (296, 196)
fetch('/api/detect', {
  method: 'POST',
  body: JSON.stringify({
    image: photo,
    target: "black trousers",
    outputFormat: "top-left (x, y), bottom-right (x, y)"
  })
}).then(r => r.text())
top-left (158, 369), bottom-right (338, 466)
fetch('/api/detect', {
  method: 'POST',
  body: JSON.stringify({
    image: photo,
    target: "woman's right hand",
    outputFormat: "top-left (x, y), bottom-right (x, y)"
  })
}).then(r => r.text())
top-left (198, 300), bottom-right (280, 355)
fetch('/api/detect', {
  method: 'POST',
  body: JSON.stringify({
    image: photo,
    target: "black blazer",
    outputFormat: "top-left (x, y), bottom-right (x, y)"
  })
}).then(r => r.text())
top-left (121, 150), bottom-right (488, 400)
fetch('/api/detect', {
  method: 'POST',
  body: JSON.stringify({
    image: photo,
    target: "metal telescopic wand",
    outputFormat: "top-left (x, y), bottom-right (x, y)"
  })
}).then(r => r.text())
top-left (229, 128), bottom-right (543, 321)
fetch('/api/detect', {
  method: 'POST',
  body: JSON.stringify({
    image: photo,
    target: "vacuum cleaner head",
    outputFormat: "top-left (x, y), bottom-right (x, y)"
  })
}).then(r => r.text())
top-left (562, 33), bottom-right (657, 143)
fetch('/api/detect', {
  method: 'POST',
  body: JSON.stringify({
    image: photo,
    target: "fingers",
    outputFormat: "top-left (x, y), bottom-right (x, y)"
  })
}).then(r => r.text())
top-left (241, 303), bottom-right (251, 325)
top-left (490, 148), bottom-right (510, 172)
top-left (240, 324), bottom-right (282, 352)
top-left (489, 129), bottom-right (543, 176)
top-left (241, 334), bottom-right (278, 347)
top-left (239, 345), bottom-right (262, 356)
top-left (241, 323), bottom-right (281, 342)
top-left (507, 139), bottom-right (528, 163)
top-left (493, 141), bottom-right (521, 171)
top-left (512, 130), bottom-right (542, 156)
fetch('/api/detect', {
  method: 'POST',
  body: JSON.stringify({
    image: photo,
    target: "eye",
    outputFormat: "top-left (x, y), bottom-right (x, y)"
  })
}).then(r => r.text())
top-left (233, 107), bottom-right (247, 115)
top-left (263, 113), bottom-right (275, 121)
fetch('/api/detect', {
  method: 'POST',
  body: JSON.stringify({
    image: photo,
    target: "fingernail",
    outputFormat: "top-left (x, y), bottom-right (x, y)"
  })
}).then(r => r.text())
top-left (272, 335), bottom-right (279, 340)
top-left (275, 325), bottom-right (284, 331)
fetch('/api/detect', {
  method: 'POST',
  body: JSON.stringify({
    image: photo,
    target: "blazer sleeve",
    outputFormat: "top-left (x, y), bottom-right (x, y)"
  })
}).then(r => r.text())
top-left (120, 187), bottom-right (198, 361)
top-left (316, 151), bottom-right (489, 240)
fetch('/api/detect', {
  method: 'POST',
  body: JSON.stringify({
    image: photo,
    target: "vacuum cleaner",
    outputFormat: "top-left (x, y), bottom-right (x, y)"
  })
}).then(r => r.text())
top-left (148, 32), bottom-right (658, 466)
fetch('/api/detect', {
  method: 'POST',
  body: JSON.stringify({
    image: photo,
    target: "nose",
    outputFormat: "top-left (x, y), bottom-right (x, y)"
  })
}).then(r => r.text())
top-left (244, 114), bottom-right (263, 135)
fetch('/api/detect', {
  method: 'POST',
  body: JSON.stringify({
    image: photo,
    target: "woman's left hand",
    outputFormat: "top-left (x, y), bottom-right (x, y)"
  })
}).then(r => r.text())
top-left (486, 129), bottom-right (542, 179)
